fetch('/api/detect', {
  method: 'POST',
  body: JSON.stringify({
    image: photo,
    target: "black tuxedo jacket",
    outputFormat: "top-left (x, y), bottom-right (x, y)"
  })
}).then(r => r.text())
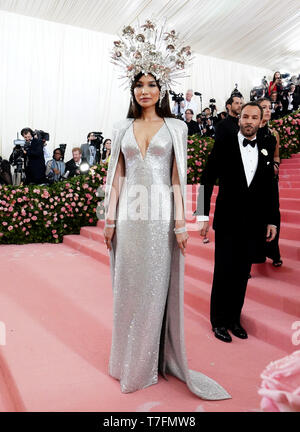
top-left (195, 133), bottom-right (279, 234)
top-left (65, 158), bottom-right (88, 178)
top-left (214, 115), bottom-right (239, 141)
top-left (26, 138), bottom-right (46, 184)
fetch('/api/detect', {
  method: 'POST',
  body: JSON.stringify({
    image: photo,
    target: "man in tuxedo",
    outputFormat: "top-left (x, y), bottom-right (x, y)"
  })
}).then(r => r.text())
top-left (194, 102), bottom-right (278, 343)
top-left (21, 128), bottom-right (46, 184)
top-left (214, 95), bottom-right (243, 142)
top-left (65, 148), bottom-right (89, 178)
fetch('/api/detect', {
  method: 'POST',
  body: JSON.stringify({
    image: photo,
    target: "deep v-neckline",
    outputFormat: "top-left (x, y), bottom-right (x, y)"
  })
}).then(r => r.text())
top-left (132, 121), bottom-right (165, 161)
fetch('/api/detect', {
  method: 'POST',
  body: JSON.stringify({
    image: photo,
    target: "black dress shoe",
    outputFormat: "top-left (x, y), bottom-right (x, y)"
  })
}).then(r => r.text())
top-left (212, 327), bottom-right (232, 343)
top-left (229, 323), bottom-right (248, 339)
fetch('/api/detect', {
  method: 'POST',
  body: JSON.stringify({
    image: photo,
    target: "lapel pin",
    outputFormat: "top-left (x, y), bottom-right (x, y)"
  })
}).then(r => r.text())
top-left (261, 149), bottom-right (268, 156)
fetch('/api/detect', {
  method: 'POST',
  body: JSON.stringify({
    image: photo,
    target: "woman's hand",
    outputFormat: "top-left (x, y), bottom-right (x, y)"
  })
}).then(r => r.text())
top-left (103, 226), bottom-right (115, 251)
top-left (176, 231), bottom-right (189, 256)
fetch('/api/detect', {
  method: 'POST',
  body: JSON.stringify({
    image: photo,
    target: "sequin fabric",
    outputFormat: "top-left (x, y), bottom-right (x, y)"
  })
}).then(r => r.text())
top-left (109, 123), bottom-right (174, 393)
top-left (108, 120), bottom-right (231, 400)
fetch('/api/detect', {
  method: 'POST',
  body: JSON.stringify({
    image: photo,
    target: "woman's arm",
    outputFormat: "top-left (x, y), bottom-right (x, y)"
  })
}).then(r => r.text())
top-left (104, 151), bottom-right (125, 250)
top-left (172, 155), bottom-right (188, 256)
top-left (269, 81), bottom-right (277, 95)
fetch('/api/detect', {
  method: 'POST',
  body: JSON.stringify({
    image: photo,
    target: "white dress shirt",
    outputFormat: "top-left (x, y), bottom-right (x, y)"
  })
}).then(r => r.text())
top-left (196, 131), bottom-right (258, 222)
top-left (172, 98), bottom-right (198, 119)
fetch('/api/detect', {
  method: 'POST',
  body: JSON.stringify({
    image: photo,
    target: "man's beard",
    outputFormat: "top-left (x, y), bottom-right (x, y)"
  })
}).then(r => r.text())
top-left (240, 124), bottom-right (259, 137)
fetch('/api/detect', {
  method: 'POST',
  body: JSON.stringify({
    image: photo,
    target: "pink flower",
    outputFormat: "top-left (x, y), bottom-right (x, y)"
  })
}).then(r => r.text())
top-left (89, 218), bottom-right (93, 223)
top-left (8, 226), bottom-right (13, 231)
top-left (2, 222), bottom-right (8, 226)
top-left (31, 216), bottom-right (37, 221)
top-left (8, 206), bottom-right (13, 212)
top-left (258, 350), bottom-right (300, 412)
top-left (53, 234), bottom-right (58, 239)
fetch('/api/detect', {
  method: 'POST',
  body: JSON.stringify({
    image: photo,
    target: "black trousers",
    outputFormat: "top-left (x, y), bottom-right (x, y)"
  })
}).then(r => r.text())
top-left (210, 229), bottom-right (252, 328)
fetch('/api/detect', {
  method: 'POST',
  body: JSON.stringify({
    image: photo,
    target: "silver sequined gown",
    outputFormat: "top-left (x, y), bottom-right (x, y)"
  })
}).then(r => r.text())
top-left (109, 123), bottom-right (174, 393)
top-left (108, 121), bottom-right (231, 400)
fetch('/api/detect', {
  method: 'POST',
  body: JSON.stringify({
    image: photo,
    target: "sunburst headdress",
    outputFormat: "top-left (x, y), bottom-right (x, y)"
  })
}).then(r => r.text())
top-left (110, 18), bottom-right (193, 104)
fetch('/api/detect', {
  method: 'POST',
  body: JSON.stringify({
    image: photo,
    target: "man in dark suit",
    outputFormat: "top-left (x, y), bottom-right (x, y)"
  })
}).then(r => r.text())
top-left (184, 109), bottom-right (200, 136)
top-left (194, 102), bottom-right (279, 343)
top-left (21, 128), bottom-right (46, 184)
top-left (282, 84), bottom-right (299, 115)
top-left (65, 148), bottom-right (89, 178)
top-left (80, 132), bottom-right (100, 166)
top-left (214, 95), bottom-right (243, 141)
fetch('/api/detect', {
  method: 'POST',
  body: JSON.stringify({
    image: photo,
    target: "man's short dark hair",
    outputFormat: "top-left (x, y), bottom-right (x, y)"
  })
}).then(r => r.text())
top-left (21, 128), bottom-right (34, 137)
top-left (225, 95), bottom-right (242, 107)
top-left (241, 102), bottom-right (264, 120)
top-left (185, 109), bottom-right (194, 114)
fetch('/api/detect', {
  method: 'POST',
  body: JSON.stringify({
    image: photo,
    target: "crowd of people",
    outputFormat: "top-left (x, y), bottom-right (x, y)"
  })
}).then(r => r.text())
top-left (0, 129), bottom-right (112, 186)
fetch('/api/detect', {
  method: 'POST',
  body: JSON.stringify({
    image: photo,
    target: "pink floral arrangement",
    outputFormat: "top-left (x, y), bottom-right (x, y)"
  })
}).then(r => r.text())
top-left (258, 350), bottom-right (300, 412)
top-left (270, 110), bottom-right (300, 159)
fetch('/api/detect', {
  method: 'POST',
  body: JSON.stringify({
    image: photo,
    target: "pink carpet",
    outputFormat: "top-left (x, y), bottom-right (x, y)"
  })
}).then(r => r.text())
top-left (0, 154), bottom-right (299, 412)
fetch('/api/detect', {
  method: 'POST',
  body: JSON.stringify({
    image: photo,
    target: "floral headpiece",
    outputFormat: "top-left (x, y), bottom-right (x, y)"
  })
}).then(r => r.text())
top-left (110, 18), bottom-right (193, 104)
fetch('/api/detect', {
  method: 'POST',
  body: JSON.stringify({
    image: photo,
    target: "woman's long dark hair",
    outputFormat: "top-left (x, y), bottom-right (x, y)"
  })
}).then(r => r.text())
top-left (127, 72), bottom-right (174, 119)
top-left (272, 71), bottom-right (281, 82)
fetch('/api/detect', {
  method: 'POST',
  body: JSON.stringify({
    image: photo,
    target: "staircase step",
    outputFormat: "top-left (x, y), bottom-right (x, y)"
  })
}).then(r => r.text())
top-left (63, 234), bottom-right (109, 265)
top-left (0, 243), bottom-right (289, 412)
top-left (187, 197), bottom-right (300, 211)
top-left (183, 275), bottom-right (297, 353)
top-left (279, 181), bottom-right (300, 188)
top-left (186, 234), bottom-right (300, 263)
top-left (291, 153), bottom-right (300, 159)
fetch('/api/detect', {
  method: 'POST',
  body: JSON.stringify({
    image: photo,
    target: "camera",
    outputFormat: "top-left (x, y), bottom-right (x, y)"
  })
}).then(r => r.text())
top-left (209, 98), bottom-right (217, 115)
top-left (34, 130), bottom-right (50, 141)
top-left (170, 90), bottom-right (184, 104)
top-left (169, 90), bottom-right (184, 119)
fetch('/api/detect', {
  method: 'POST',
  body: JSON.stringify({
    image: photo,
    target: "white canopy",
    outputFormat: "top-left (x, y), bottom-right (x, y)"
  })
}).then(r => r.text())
top-left (0, 0), bottom-right (299, 73)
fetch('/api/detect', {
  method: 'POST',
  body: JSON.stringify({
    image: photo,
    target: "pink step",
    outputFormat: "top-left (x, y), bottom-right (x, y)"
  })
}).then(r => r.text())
top-left (63, 234), bottom-right (109, 265)
top-left (280, 169), bottom-right (300, 175)
top-left (184, 274), bottom-right (297, 353)
top-left (279, 181), bottom-right (300, 188)
top-left (186, 234), bottom-right (300, 263)
top-left (280, 222), bottom-right (300, 241)
top-left (291, 153), bottom-right (300, 159)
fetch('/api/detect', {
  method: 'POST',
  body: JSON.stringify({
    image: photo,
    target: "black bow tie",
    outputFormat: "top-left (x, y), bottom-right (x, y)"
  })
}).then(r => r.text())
top-left (243, 138), bottom-right (257, 148)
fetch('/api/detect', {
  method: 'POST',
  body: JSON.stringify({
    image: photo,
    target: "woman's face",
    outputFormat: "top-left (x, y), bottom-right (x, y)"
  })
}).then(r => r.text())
top-left (54, 150), bottom-right (62, 161)
top-left (259, 100), bottom-right (271, 122)
top-left (105, 140), bottom-right (111, 150)
top-left (274, 72), bottom-right (281, 80)
top-left (133, 74), bottom-right (160, 109)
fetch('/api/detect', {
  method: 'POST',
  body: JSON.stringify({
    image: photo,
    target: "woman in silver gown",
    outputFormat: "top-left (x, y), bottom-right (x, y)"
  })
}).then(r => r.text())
top-left (103, 72), bottom-right (230, 400)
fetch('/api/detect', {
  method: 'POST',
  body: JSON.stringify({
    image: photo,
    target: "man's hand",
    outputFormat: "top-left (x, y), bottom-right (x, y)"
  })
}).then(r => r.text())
top-left (266, 225), bottom-right (277, 242)
top-left (198, 221), bottom-right (209, 237)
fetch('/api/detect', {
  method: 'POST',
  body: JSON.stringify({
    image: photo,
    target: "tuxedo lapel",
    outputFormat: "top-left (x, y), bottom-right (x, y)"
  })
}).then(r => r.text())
top-left (232, 136), bottom-right (248, 190)
top-left (248, 140), bottom-right (265, 191)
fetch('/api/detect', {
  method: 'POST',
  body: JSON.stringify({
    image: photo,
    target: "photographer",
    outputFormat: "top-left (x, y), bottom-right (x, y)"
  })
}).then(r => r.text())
top-left (21, 128), bottom-right (46, 184)
top-left (268, 72), bottom-right (283, 97)
top-left (45, 148), bottom-right (66, 184)
top-left (81, 132), bottom-right (102, 166)
top-left (172, 89), bottom-right (197, 120)
top-left (270, 91), bottom-right (283, 120)
top-left (282, 84), bottom-right (299, 115)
